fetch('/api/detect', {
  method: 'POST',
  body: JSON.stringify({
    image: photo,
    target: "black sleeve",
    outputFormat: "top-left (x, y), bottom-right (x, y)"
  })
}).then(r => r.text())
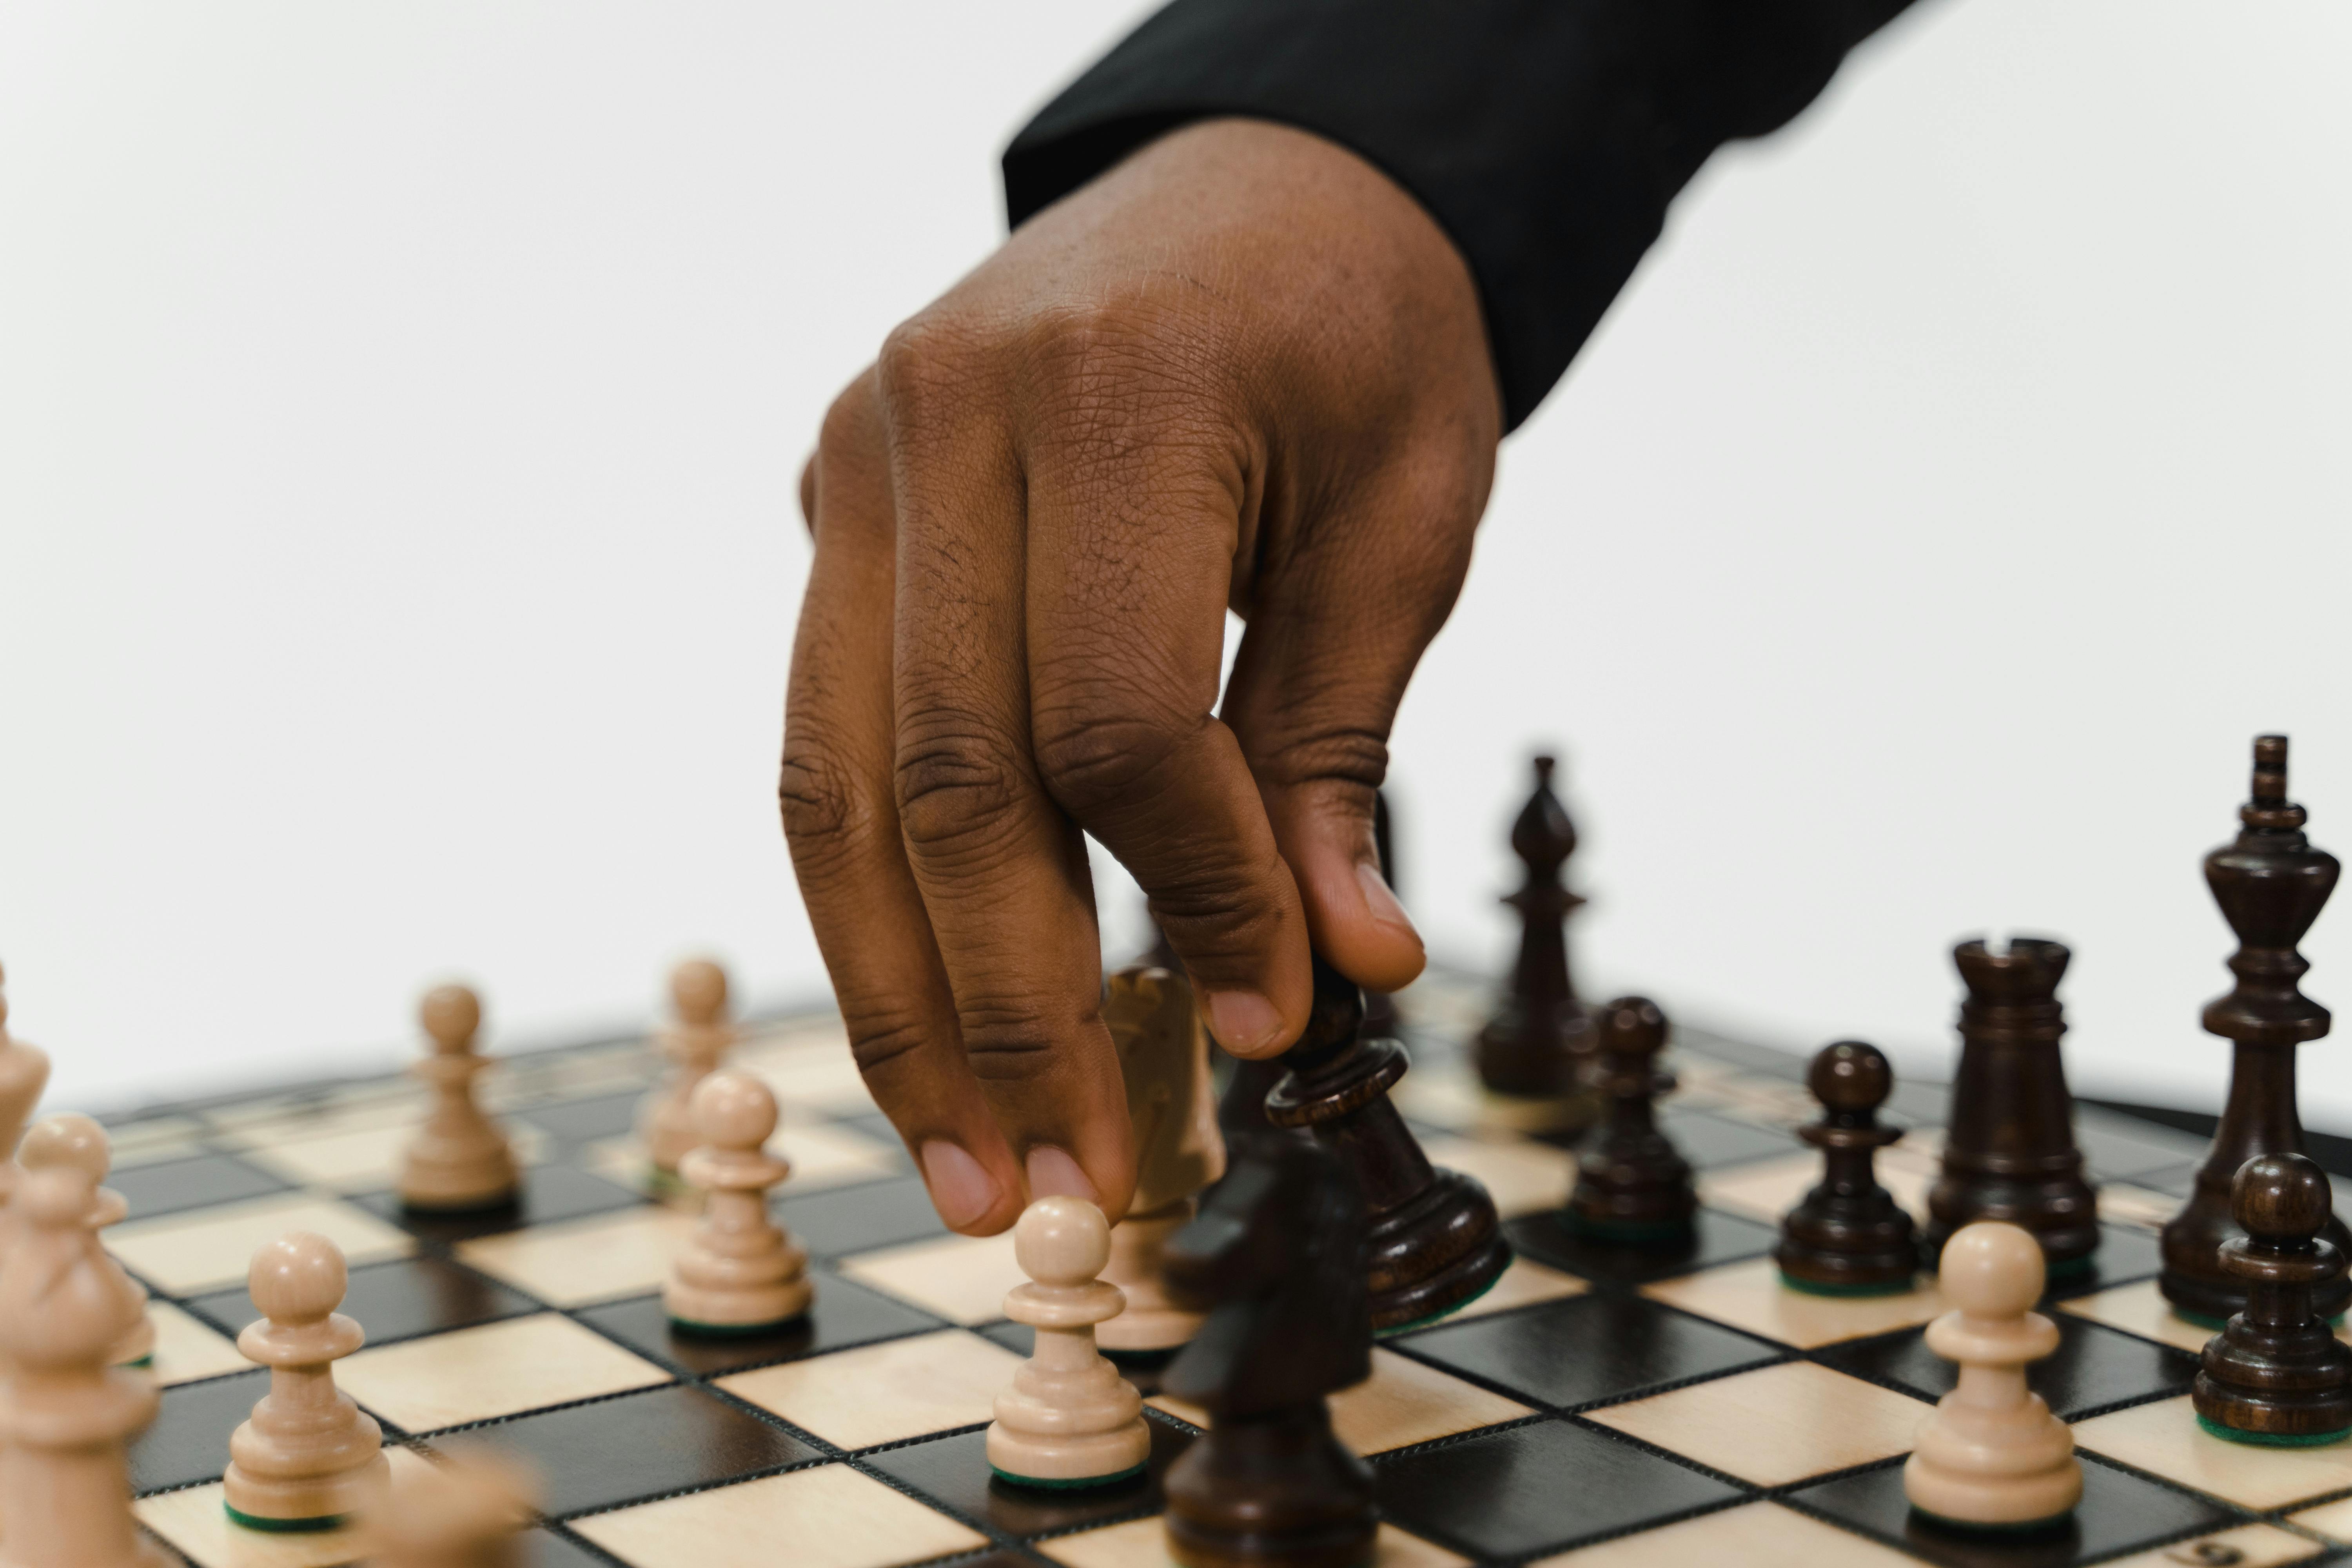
top-left (1002, 0), bottom-right (1917, 431)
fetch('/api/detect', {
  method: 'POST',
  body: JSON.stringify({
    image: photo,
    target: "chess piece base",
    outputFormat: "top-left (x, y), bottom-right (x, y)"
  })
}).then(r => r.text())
top-left (663, 1276), bottom-right (812, 1332)
top-left (1163, 1406), bottom-right (1377, 1568)
top-left (991, 1461), bottom-right (1146, 1490)
top-left (1099, 1205), bottom-right (1207, 1354)
top-left (397, 1150), bottom-right (518, 1213)
top-left (222, 1448), bottom-right (390, 1530)
top-left (1365, 1167), bottom-right (1510, 1332)
top-left (984, 1404), bottom-right (1150, 1486)
top-left (1902, 1394), bottom-right (2080, 1529)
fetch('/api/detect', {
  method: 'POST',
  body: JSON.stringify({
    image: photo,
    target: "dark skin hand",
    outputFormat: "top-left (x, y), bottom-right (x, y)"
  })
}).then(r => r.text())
top-left (782, 118), bottom-right (1501, 1235)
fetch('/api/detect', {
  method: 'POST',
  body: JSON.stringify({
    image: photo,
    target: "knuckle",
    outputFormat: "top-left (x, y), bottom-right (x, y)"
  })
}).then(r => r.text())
top-left (956, 1001), bottom-right (1063, 1086)
top-left (842, 1008), bottom-right (934, 1081)
top-left (876, 312), bottom-right (987, 428)
top-left (777, 740), bottom-right (870, 854)
top-left (893, 719), bottom-right (1026, 854)
top-left (1031, 701), bottom-right (1187, 820)
top-left (1254, 723), bottom-right (1390, 796)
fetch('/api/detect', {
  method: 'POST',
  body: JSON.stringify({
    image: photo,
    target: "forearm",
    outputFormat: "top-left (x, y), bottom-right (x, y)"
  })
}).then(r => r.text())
top-left (1005, 0), bottom-right (1916, 430)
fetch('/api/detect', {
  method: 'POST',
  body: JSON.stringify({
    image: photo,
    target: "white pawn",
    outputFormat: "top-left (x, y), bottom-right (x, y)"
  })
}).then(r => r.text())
top-left (641, 959), bottom-right (736, 1177)
top-left (0, 1162), bottom-right (172, 1568)
top-left (222, 1231), bottom-right (390, 1530)
top-left (986, 1196), bottom-right (1151, 1489)
top-left (18, 1114), bottom-right (154, 1369)
top-left (1906, 1221), bottom-right (2082, 1529)
top-left (399, 984), bottom-right (518, 1213)
top-left (664, 1072), bottom-right (809, 1333)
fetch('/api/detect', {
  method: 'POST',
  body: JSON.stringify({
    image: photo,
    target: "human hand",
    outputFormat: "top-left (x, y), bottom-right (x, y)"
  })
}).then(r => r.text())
top-left (782, 118), bottom-right (1500, 1234)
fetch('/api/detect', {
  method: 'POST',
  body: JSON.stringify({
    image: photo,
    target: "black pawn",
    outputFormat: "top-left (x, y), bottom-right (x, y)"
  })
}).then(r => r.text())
top-left (1566, 998), bottom-right (1696, 1241)
top-left (1475, 756), bottom-right (1593, 1097)
top-left (2193, 1152), bottom-right (2352, 1445)
top-left (1777, 1042), bottom-right (1918, 1296)
top-left (1920, 937), bottom-right (2100, 1272)
top-left (2163, 736), bottom-right (2352, 1324)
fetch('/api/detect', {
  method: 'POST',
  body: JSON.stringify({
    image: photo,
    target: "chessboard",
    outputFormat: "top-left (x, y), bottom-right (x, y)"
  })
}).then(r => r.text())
top-left (96, 966), bottom-right (2352, 1568)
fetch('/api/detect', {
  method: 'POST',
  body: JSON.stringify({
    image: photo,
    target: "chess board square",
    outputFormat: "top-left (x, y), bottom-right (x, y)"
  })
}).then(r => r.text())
top-left (353, 1163), bottom-right (642, 1243)
top-left (132, 1368), bottom-right (271, 1493)
top-left (147, 1299), bottom-right (250, 1387)
top-left (1787, 1453), bottom-right (2240, 1568)
top-left (1373, 1416), bottom-right (1742, 1559)
top-left (2053, 1278), bottom-right (2257, 1356)
top-left (455, 1203), bottom-right (697, 1307)
top-left (2074, 1109), bottom-right (2209, 1180)
top-left (2072, 1394), bottom-right (2352, 1510)
top-left (860, 1417), bottom-right (1191, 1540)
top-left (2132, 1163), bottom-right (2203, 1200)
top-left (1815, 1314), bottom-right (2200, 1420)
top-left (575, 1269), bottom-right (946, 1376)
top-left (109, 1152), bottom-right (291, 1220)
top-left (1392, 1293), bottom-right (1780, 1410)
top-left (1530, 1499), bottom-right (1918, 1566)
top-left (716, 1327), bottom-right (1022, 1449)
top-left (136, 1448), bottom-right (435, 1568)
top-left (105, 1114), bottom-right (209, 1166)
top-left (1640, 1258), bottom-right (1947, 1350)
top-left (337, 1312), bottom-right (671, 1431)
top-left (567, 1463), bottom-right (987, 1568)
top-left (1700, 1151), bottom-right (1933, 1228)
top-left (2288, 1495), bottom-right (2352, 1541)
top-left (1657, 1105), bottom-right (1804, 1169)
top-left (2096, 1183), bottom-right (2185, 1234)
top-left (239, 1118), bottom-right (550, 1192)
top-left (186, 1255), bottom-right (539, 1347)
top-left (107, 1193), bottom-right (415, 1294)
top-left (735, 1031), bottom-right (878, 1116)
top-left (463, 1382), bottom-right (825, 1518)
top-left (1506, 1207), bottom-right (1779, 1287)
top-left (1583, 1361), bottom-right (1929, 1486)
top-left (1152, 1348), bottom-right (1534, 1456)
top-left (2034, 1224), bottom-right (2165, 1301)
top-left (838, 1229), bottom-right (1022, 1325)
top-left (775, 1174), bottom-right (951, 1259)
top-left (524, 1529), bottom-right (618, 1568)
top-left (1417, 1134), bottom-right (1577, 1218)
top-left (1039, 1516), bottom-right (1469, 1568)
top-left (1430, 1254), bottom-right (1587, 1323)
top-left (517, 1089), bottom-right (642, 1145)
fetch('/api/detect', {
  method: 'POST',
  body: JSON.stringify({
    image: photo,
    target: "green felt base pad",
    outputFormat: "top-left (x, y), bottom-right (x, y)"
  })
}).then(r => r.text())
top-left (2197, 1412), bottom-right (2352, 1447)
top-left (991, 1462), bottom-right (1146, 1491)
top-left (224, 1505), bottom-right (347, 1534)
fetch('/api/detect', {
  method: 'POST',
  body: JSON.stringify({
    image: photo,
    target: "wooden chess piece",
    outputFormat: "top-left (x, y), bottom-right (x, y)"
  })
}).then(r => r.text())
top-left (223, 1231), bottom-right (390, 1530)
top-left (0, 961), bottom-right (53, 1222)
top-left (1099, 964), bottom-right (1224, 1357)
top-left (1904, 1221), bottom-right (2081, 1531)
top-left (1161, 1137), bottom-right (1376, 1568)
top-left (399, 984), bottom-right (519, 1213)
top-left (1777, 1041), bottom-right (1918, 1295)
top-left (367, 1444), bottom-right (536, 1568)
top-left (18, 1113), bottom-right (155, 1368)
top-left (1566, 997), bottom-right (1697, 1241)
top-left (1921, 938), bottom-right (2098, 1273)
top-left (0, 1163), bottom-right (172, 1568)
top-left (986, 1197), bottom-right (1151, 1488)
top-left (663, 1071), bottom-right (810, 1334)
top-left (1265, 954), bottom-right (1508, 1331)
top-left (1475, 756), bottom-right (1594, 1096)
top-left (2163, 736), bottom-right (2352, 1323)
top-left (641, 958), bottom-right (736, 1176)
top-left (2192, 1153), bottom-right (2352, 1444)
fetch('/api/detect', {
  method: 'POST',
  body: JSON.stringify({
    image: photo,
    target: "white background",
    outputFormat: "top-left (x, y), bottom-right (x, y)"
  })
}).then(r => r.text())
top-left (4, 2), bottom-right (2348, 1123)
